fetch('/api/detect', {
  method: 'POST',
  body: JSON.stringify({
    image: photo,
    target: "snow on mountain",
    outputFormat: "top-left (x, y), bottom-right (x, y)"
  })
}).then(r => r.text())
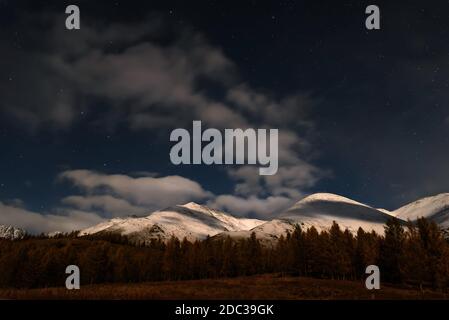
top-left (0, 225), bottom-right (26, 240)
top-left (3, 193), bottom-right (448, 244)
top-left (279, 193), bottom-right (394, 234)
top-left (79, 202), bottom-right (265, 243)
top-left (216, 193), bottom-right (397, 244)
top-left (213, 219), bottom-right (297, 246)
top-left (375, 208), bottom-right (393, 215)
top-left (78, 193), bottom-right (449, 245)
top-left (180, 202), bottom-right (264, 231)
top-left (79, 194), bottom-right (399, 245)
top-left (393, 193), bottom-right (449, 228)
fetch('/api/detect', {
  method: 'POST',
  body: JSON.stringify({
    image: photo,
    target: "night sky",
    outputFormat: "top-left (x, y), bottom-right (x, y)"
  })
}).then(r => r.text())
top-left (1, 0), bottom-right (449, 233)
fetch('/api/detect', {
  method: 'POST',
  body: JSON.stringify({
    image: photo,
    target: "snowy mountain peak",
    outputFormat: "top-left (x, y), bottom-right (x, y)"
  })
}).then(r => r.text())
top-left (294, 193), bottom-right (370, 208)
top-left (80, 202), bottom-right (265, 243)
top-left (393, 193), bottom-right (449, 227)
top-left (281, 192), bottom-right (393, 234)
top-left (181, 202), bottom-right (204, 210)
top-left (178, 202), bottom-right (215, 215)
top-left (76, 192), bottom-right (449, 245)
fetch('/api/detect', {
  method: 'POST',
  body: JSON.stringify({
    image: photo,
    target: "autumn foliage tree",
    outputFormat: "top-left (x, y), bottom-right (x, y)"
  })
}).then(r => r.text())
top-left (0, 217), bottom-right (449, 290)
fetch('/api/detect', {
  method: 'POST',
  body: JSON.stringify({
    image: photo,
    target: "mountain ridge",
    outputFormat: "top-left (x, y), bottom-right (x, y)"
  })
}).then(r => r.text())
top-left (77, 193), bottom-right (406, 244)
top-left (79, 202), bottom-right (265, 244)
top-left (4, 192), bottom-right (449, 244)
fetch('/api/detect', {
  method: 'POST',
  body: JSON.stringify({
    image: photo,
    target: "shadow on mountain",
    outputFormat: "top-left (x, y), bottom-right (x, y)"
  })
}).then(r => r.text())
top-left (153, 205), bottom-right (228, 230)
top-left (281, 201), bottom-right (394, 223)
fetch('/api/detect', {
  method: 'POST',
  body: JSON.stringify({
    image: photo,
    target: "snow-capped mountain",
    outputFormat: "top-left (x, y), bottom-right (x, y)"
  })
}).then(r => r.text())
top-left (79, 202), bottom-right (265, 243)
top-left (214, 193), bottom-right (395, 244)
top-left (279, 193), bottom-right (395, 234)
top-left (393, 193), bottom-right (449, 228)
top-left (79, 193), bottom-right (398, 245)
top-left (77, 192), bottom-right (449, 245)
top-left (0, 225), bottom-right (26, 240)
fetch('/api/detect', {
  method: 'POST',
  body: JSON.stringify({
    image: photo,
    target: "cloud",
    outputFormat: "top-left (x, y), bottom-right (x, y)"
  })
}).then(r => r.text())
top-left (233, 164), bottom-right (323, 198)
top-left (227, 84), bottom-right (315, 127)
top-left (0, 13), bottom-right (238, 131)
top-left (0, 12), bottom-right (315, 134)
top-left (59, 170), bottom-right (213, 211)
top-left (208, 195), bottom-right (294, 218)
top-left (0, 11), bottom-right (329, 226)
top-left (65, 39), bottom-right (239, 128)
top-left (0, 202), bottom-right (104, 234)
top-left (0, 169), bottom-right (215, 233)
top-left (61, 195), bottom-right (148, 218)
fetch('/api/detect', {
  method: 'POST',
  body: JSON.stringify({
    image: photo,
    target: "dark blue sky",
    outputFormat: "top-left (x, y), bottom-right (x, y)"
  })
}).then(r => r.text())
top-left (1, 0), bottom-right (449, 233)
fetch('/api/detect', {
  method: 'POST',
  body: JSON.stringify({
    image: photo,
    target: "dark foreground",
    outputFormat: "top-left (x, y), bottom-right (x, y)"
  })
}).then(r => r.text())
top-left (0, 274), bottom-right (447, 300)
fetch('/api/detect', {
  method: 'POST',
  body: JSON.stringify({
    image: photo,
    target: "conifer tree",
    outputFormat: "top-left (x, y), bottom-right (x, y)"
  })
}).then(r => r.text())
top-left (379, 217), bottom-right (405, 283)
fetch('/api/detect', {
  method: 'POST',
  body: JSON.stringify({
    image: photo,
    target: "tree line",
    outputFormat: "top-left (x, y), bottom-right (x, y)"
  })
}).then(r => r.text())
top-left (0, 217), bottom-right (448, 289)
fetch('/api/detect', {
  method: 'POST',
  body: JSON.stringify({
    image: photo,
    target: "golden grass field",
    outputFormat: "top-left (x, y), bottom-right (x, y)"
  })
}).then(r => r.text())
top-left (0, 274), bottom-right (447, 300)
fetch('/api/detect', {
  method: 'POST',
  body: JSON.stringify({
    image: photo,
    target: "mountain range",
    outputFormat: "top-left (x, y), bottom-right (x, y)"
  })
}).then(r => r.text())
top-left (79, 192), bottom-right (449, 245)
top-left (3, 192), bottom-right (449, 243)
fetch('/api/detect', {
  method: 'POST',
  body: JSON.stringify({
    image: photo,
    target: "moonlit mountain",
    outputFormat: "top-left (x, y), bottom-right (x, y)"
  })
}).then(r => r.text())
top-left (79, 202), bottom-right (265, 244)
top-left (392, 193), bottom-right (449, 228)
top-left (5, 193), bottom-right (449, 244)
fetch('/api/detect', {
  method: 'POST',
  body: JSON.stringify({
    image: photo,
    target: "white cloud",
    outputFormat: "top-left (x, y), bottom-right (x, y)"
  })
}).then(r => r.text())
top-left (0, 202), bottom-right (104, 234)
top-left (227, 84), bottom-right (314, 127)
top-left (59, 170), bottom-right (213, 211)
top-left (61, 195), bottom-right (149, 218)
top-left (208, 195), bottom-right (294, 218)
top-left (0, 12), bottom-right (330, 228)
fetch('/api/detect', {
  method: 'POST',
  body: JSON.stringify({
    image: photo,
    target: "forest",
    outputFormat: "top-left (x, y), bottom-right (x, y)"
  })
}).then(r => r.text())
top-left (0, 217), bottom-right (448, 290)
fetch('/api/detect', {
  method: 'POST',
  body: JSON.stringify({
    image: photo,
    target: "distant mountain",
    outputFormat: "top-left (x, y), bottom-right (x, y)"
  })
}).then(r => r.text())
top-left (279, 193), bottom-right (395, 234)
top-left (79, 193), bottom-right (392, 244)
top-left (37, 192), bottom-right (449, 245)
top-left (79, 202), bottom-right (265, 244)
top-left (78, 193), bottom-right (398, 245)
top-left (393, 193), bottom-right (449, 229)
top-left (213, 193), bottom-right (395, 244)
top-left (0, 225), bottom-right (26, 240)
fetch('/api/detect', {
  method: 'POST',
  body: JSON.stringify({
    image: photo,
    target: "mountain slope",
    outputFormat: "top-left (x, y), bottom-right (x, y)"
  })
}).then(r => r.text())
top-left (213, 219), bottom-right (297, 246)
top-left (78, 193), bottom-right (449, 245)
top-left (393, 193), bottom-right (449, 228)
top-left (80, 194), bottom-right (399, 245)
top-left (79, 202), bottom-right (265, 243)
top-left (279, 193), bottom-right (395, 234)
top-left (214, 193), bottom-right (395, 244)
